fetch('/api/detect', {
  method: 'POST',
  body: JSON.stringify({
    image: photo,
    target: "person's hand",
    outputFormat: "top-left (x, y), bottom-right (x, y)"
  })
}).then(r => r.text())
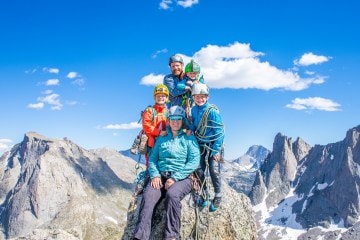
top-left (186, 130), bottom-right (192, 136)
top-left (159, 130), bottom-right (167, 136)
top-left (151, 177), bottom-right (163, 189)
top-left (165, 178), bottom-right (175, 190)
top-left (213, 153), bottom-right (221, 162)
top-left (186, 80), bottom-right (193, 86)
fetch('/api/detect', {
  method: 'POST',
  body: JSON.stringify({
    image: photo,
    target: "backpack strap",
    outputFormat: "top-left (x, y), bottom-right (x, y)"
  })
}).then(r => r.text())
top-left (138, 105), bottom-right (156, 123)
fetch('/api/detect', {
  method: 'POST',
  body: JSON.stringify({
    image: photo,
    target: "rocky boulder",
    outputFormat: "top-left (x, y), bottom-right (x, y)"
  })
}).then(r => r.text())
top-left (122, 180), bottom-right (257, 240)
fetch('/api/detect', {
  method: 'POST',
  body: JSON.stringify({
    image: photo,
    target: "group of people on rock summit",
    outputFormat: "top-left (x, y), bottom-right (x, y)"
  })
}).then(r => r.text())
top-left (133, 54), bottom-right (225, 240)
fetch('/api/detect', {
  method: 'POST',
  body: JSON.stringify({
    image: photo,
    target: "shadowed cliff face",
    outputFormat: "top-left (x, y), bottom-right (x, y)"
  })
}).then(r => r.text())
top-left (249, 125), bottom-right (360, 239)
top-left (293, 125), bottom-right (360, 228)
top-left (249, 134), bottom-right (311, 207)
top-left (0, 132), bottom-right (136, 239)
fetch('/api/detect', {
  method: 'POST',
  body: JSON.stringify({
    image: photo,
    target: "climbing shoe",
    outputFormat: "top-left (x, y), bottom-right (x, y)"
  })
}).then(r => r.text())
top-left (209, 197), bottom-right (222, 212)
top-left (199, 193), bottom-right (210, 207)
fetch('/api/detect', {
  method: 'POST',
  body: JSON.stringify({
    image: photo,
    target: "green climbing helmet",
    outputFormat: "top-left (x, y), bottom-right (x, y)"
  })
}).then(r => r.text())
top-left (185, 60), bottom-right (200, 73)
top-left (168, 54), bottom-right (184, 66)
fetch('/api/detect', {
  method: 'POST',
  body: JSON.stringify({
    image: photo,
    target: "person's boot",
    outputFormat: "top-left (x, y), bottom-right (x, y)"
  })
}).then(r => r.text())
top-left (209, 196), bottom-right (222, 212)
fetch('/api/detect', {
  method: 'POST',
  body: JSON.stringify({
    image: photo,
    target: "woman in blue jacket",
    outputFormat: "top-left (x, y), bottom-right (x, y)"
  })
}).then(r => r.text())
top-left (133, 105), bottom-right (200, 240)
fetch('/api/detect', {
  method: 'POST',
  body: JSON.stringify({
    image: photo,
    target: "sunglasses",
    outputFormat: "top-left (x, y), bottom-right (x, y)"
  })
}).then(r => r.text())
top-left (169, 116), bottom-right (183, 121)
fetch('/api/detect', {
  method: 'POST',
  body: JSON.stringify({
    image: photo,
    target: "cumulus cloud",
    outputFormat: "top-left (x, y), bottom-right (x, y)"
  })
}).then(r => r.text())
top-left (38, 93), bottom-right (63, 110)
top-left (285, 97), bottom-right (341, 111)
top-left (66, 72), bottom-right (79, 79)
top-left (28, 102), bottom-right (45, 109)
top-left (28, 92), bottom-right (63, 110)
top-left (0, 139), bottom-right (13, 155)
top-left (177, 0), bottom-right (199, 8)
top-left (103, 122), bottom-right (142, 130)
top-left (152, 48), bottom-right (168, 58)
top-left (71, 78), bottom-right (85, 86)
top-left (159, 0), bottom-right (173, 9)
top-left (141, 42), bottom-right (327, 91)
top-left (294, 52), bottom-right (331, 66)
top-left (140, 73), bottom-right (165, 85)
top-left (43, 67), bottom-right (60, 74)
top-left (159, 0), bottom-right (198, 10)
top-left (45, 78), bottom-right (60, 86)
top-left (25, 68), bottom-right (38, 74)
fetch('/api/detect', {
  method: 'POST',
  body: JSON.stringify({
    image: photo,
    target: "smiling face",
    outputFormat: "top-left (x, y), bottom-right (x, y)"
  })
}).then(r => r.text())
top-left (170, 62), bottom-right (183, 77)
top-left (155, 93), bottom-right (168, 105)
top-left (169, 118), bottom-right (183, 131)
top-left (186, 72), bottom-right (198, 80)
top-left (193, 94), bottom-right (208, 106)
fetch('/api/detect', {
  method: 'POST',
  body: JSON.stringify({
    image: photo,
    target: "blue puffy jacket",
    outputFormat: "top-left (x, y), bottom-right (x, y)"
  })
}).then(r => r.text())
top-left (163, 74), bottom-right (187, 107)
top-left (148, 126), bottom-right (200, 181)
top-left (190, 102), bottom-right (225, 156)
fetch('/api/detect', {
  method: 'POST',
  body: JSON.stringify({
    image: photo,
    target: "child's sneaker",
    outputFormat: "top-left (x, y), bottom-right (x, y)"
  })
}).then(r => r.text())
top-left (199, 193), bottom-right (210, 207)
top-left (209, 197), bottom-right (222, 212)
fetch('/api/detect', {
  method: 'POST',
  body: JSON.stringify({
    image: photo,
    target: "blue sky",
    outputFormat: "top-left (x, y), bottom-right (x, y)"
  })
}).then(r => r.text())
top-left (0, 0), bottom-right (359, 159)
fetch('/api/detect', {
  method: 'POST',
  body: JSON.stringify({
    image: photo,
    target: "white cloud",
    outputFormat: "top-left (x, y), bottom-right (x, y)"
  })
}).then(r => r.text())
top-left (38, 93), bottom-right (63, 110)
top-left (141, 42), bottom-right (327, 91)
top-left (67, 72), bottom-right (79, 79)
top-left (140, 73), bottom-right (165, 85)
top-left (103, 122), bottom-right (142, 130)
top-left (177, 0), bottom-right (199, 8)
top-left (159, 0), bottom-right (172, 9)
top-left (43, 67), bottom-right (60, 74)
top-left (160, 0), bottom-right (198, 10)
top-left (152, 48), bottom-right (168, 58)
top-left (294, 52), bottom-right (330, 66)
top-left (25, 68), bottom-right (38, 74)
top-left (285, 97), bottom-right (341, 111)
top-left (28, 102), bottom-right (45, 109)
top-left (71, 78), bottom-right (85, 86)
top-left (0, 139), bottom-right (13, 155)
top-left (46, 78), bottom-right (60, 86)
top-left (29, 93), bottom-right (63, 111)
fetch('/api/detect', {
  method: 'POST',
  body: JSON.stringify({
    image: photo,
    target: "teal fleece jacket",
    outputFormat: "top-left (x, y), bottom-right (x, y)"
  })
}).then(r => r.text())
top-left (148, 127), bottom-right (200, 181)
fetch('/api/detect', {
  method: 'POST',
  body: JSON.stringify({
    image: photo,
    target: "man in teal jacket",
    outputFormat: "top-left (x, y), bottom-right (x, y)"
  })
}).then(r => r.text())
top-left (133, 106), bottom-right (200, 240)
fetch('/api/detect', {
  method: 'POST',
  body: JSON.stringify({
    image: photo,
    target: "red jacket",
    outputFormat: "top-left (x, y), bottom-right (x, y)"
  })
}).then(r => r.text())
top-left (142, 104), bottom-right (168, 148)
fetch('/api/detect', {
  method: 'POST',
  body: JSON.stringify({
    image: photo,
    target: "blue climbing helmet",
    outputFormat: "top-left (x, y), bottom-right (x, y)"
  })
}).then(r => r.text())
top-left (168, 105), bottom-right (185, 120)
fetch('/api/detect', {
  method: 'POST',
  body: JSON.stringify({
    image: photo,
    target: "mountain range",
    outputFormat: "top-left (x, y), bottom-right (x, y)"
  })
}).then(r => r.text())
top-left (248, 125), bottom-right (360, 240)
top-left (1, 124), bottom-right (360, 239)
top-left (0, 132), bottom-right (256, 239)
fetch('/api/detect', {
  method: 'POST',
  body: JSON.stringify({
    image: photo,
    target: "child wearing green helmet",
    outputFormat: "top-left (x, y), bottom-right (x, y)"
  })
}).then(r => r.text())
top-left (176, 59), bottom-right (205, 123)
top-left (177, 59), bottom-right (205, 92)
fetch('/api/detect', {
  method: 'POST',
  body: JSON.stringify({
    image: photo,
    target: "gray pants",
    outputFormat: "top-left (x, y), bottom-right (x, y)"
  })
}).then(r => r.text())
top-left (133, 176), bottom-right (192, 240)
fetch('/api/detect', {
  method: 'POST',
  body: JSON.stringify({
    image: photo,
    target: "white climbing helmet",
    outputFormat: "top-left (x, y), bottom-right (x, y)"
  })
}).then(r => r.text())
top-left (169, 105), bottom-right (185, 120)
top-left (191, 83), bottom-right (209, 96)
